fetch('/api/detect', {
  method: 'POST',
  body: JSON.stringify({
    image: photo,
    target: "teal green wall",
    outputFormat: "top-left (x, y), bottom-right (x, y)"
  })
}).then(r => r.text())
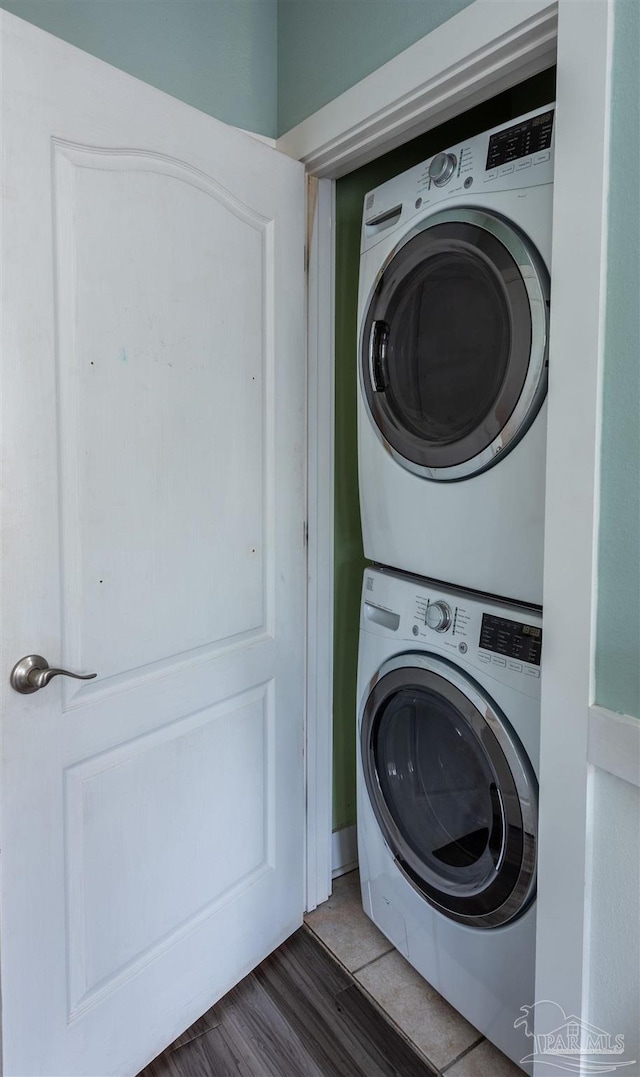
top-left (333, 70), bottom-right (556, 832)
top-left (595, 0), bottom-right (640, 719)
top-left (277, 0), bottom-right (474, 135)
top-left (0, 0), bottom-right (278, 137)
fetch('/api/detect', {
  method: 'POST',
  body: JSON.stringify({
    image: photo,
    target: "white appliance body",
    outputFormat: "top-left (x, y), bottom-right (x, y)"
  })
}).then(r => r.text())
top-left (357, 567), bottom-right (542, 1071)
top-left (357, 105), bottom-right (555, 605)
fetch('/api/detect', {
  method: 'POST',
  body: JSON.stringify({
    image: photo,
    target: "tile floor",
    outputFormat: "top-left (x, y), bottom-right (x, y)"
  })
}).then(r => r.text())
top-left (304, 869), bottom-right (523, 1077)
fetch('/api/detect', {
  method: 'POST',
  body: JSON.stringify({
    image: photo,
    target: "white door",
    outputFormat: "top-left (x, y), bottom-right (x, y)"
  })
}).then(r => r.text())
top-left (0, 12), bottom-right (306, 1076)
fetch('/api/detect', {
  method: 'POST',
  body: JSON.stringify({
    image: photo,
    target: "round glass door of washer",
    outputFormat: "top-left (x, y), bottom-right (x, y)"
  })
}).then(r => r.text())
top-left (360, 207), bottom-right (550, 482)
top-left (360, 654), bottom-right (538, 927)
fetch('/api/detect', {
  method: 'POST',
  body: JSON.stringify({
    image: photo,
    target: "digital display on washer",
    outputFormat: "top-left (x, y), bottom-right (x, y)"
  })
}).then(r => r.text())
top-left (486, 110), bottom-right (554, 170)
top-left (480, 614), bottom-right (542, 666)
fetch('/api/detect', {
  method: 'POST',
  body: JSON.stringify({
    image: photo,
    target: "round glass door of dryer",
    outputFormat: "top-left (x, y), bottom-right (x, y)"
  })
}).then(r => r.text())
top-left (360, 207), bottom-right (550, 481)
top-left (360, 654), bottom-right (537, 927)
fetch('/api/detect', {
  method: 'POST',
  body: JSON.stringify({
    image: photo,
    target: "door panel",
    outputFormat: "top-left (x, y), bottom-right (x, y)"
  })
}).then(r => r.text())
top-left (55, 143), bottom-right (270, 680)
top-left (1, 12), bottom-right (305, 1076)
top-left (65, 684), bottom-right (272, 1015)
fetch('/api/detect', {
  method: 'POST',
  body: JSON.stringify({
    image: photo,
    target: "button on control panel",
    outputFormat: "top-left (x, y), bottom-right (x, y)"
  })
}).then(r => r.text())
top-left (426, 601), bottom-right (452, 633)
top-left (428, 152), bottom-right (457, 187)
top-left (414, 594), bottom-right (470, 644)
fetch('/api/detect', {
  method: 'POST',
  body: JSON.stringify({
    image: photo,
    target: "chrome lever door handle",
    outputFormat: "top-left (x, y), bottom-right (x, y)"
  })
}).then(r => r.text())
top-left (10, 654), bottom-right (97, 694)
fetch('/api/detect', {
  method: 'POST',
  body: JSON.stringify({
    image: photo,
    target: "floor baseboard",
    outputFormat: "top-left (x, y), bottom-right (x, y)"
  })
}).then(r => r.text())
top-left (332, 824), bottom-right (358, 879)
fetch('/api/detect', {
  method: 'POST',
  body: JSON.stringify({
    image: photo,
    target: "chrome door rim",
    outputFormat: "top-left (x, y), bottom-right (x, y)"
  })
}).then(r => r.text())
top-left (360, 653), bottom-right (538, 928)
top-left (359, 206), bottom-right (550, 482)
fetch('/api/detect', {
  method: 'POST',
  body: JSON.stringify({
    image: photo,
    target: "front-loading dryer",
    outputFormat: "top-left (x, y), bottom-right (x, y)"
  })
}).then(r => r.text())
top-left (358, 104), bottom-right (555, 605)
top-left (357, 566), bottom-right (542, 1071)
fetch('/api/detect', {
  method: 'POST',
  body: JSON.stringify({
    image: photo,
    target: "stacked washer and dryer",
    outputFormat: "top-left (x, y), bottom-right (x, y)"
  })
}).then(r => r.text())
top-left (355, 104), bottom-right (554, 1071)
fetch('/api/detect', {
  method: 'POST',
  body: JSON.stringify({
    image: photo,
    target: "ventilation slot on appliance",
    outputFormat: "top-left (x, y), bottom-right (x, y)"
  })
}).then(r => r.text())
top-left (364, 204), bottom-right (403, 235)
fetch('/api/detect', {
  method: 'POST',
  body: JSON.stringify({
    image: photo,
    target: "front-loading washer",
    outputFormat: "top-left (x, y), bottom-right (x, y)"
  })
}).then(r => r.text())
top-left (357, 104), bottom-right (555, 605)
top-left (357, 566), bottom-right (542, 1071)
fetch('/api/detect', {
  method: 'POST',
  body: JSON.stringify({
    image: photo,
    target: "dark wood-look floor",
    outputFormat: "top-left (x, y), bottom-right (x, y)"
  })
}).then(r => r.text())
top-left (140, 926), bottom-right (438, 1077)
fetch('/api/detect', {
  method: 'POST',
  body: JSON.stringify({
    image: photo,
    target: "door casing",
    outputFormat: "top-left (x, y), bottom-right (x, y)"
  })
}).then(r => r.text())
top-left (291, 5), bottom-right (613, 1074)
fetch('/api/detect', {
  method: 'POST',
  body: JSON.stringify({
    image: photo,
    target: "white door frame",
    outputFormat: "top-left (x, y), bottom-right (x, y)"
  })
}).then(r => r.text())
top-left (304, 174), bottom-right (336, 909)
top-left (286, 0), bottom-right (615, 1059)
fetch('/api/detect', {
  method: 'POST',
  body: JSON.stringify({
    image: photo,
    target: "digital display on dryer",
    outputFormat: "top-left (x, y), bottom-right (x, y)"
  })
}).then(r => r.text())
top-left (486, 110), bottom-right (554, 169)
top-left (480, 614), bottom-right (542, 665)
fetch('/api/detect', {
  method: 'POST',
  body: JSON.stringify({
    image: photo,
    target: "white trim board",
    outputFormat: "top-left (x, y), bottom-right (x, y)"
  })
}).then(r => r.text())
top-left (277, 0), bottom-right (557, 177)
top-left (238, 128), bottom-right (276, 148)
top-left (304, 176), bottom-right (335, 913)
top-left (536, 0), bottom-right (613, 1039)
top-left (588, 706), bottom-right (640, 788)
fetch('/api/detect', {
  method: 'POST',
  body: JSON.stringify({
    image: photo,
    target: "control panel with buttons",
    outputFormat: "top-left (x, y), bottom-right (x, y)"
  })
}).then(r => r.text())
top-left (361, 103), bottom-right (554, 249)
top-left (486, 109), bottom-right (554, 169)
top-left (361, 567), bottom-right (543, 693)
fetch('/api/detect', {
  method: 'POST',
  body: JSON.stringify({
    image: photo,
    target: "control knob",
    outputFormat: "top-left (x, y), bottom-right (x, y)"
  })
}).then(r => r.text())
top-left (426, 601), bottom-right (452, 633)
top-left (428, 152), bottom-right (457, 186)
